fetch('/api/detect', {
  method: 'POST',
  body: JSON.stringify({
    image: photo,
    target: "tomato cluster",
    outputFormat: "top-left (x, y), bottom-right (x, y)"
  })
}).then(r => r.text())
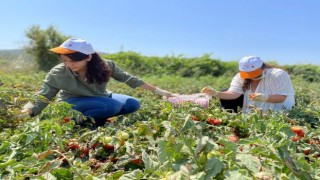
top-left (207, 117), bottom-right (221, 126)
top-left (290, 126), bottom-right (305, 142)
top-left (190, 115), bottom-right (222, 126)
top-left (67, 139), bottom-right (80, 150)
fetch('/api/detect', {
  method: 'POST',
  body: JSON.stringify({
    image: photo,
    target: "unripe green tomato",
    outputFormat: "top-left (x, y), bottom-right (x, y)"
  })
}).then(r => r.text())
top-left (199, 152), bottom-right (207, 164)
top-left (10, 135), bottom-right (20, 142)
top-left (207, 150), bottom-right (220, 159)
top-left (117, 131), bottom-right (129, 140)
top-left (138, 127), bottom-right (145, 135)
top-left (100, 136), bottom-right (112, 145)
top-left (305, 108), bottom-right (312, 113)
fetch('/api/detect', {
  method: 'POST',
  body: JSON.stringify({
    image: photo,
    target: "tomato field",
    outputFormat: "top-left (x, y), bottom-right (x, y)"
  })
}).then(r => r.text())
top-left (0, 69), bottom-right (320, 179)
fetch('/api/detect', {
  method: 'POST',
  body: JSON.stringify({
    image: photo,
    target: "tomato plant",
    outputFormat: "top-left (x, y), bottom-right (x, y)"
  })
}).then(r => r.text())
top-left (0, 69), bottom-right (319, 179)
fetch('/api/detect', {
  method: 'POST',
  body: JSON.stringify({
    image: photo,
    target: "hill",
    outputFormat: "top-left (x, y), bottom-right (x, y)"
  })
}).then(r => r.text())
top-left (0, 49), bottom-right (34, 71)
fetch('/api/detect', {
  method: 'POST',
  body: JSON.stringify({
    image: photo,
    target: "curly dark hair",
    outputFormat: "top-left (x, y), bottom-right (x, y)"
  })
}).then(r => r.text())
top-left (63, 52), bottom-right (111, 84)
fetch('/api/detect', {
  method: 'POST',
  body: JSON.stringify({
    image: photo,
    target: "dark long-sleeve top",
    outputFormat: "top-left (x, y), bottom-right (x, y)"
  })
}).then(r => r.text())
top-left (31, 59), bottom-right (145, 116)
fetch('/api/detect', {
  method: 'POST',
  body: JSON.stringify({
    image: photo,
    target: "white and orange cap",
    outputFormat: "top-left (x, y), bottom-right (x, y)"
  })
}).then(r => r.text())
top-left (239, 56), bottom-right (263, 79)
top-left (49, 38), bottom-right (95, 55)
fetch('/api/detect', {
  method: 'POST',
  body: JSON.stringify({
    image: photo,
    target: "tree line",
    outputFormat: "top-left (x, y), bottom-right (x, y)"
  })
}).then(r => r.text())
top-left (25, 25), bottom-right (320, 82)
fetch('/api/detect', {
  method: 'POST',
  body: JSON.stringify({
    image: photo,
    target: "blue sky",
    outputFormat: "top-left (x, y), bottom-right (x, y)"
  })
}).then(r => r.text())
top-left (1, 0), bottom-right (320, 65)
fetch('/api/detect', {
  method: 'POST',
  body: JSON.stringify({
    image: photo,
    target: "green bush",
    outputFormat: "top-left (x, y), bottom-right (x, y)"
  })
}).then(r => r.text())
top-left (103, 52), bottom-right (227, 77)
top-left (284, 64), bottom-right (320, 82)
top-left (24, 25), bottom-right (69, 72)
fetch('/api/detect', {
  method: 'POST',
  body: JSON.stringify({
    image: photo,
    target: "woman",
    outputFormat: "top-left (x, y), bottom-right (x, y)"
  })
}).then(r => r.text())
top-left (21, 38), bottom-right (174, 126)
top-left (201, 56), bottom-right (295, 113)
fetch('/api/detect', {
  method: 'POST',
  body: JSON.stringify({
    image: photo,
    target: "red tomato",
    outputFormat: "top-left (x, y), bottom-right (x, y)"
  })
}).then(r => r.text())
top-left (291, 136), bottom-right (300, 142)
top-left (290, 126), bottom-right (304, 134)
top-left (217, 143), bottom-right (224, 147)
top-left (132, 158), bottom-right (143, 165)
top-left (91, 143), bottom-right (101, 149)
top-left (58, 156), bottom-right (68, 163)
top-left (229, 135), bottom-right (239, 143)
top-left (68, 141), bottom-right (80, 150)
top-left (110, 158), bottom-right (118, 163)
top-left (81, 147), bottom-right (90, 155)
top-left (207, 117), bottom-right (215, 125)
top-left (191, 116), bottom-right (200, 121)
top-left (103, 144), bottom-right (115, 150)
top-left (64, 117), bottom-right (71, 123)
top-left (296, 131), bottom-right (305, 137)
top-left (207, 118), bottom-right (221, 125)
top-left (304, 149), bottom-right (311, 155)
top-left (213, 119), bottom-right (221, 125)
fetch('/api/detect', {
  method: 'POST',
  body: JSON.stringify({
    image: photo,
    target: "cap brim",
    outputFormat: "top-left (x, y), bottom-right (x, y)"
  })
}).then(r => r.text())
top-left (240, 68), bottom-right (262, 79)
top-left (49, 47), bottom-right (76, 54)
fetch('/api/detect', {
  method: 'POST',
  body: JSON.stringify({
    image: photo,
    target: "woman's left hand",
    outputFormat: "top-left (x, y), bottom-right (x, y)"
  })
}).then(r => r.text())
top-left (249, 93), bottom-right (269, 102)
top-left (154, 88), bottom-right (174, 97)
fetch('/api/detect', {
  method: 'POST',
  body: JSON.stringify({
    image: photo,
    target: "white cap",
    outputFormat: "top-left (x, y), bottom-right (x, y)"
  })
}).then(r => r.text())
top-left (49, 38), bottom-right (95, 55)
top-left (239, 56), bottom-right (264, 79)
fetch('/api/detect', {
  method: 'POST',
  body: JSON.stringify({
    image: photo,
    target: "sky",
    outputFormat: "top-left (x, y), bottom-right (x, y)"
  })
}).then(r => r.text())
top-left (1, 0), bottom-right (320, 65)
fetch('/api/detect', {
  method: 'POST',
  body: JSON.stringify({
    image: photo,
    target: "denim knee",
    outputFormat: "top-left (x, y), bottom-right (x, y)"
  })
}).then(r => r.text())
top-left (127, 98), bottom-right (141, 112)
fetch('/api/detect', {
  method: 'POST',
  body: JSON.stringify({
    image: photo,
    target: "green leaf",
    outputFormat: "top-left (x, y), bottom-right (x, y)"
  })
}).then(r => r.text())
top-left (162, 121), bottom-right (176, 138)
top-left (41, 172), bottom-right (57, 180)
top-left (157, 139), bottom-right (171, 163)
top-left (190, 172), bottom-right (206, 180)
top-left (168, 166), bottom-right (190, 180)
top-left (50, 168), bottom-right (73, 180)
top-left (195, 136), bottom-right (209, 154)
top-left (277, 146), bottom-right (313, 180)
top-left (0, 141), bottom-right (10, 153)
top-left (224, 169), bottom-right (251, 180)
top-left (218, 139), bottom-right (237, 152)
top-left (38, 159), bottom-right (62, 174)
top-left (236, 154), bottom-right (261, 173)
top-left (119, 169), bottom-right (143, 180)
top-left (204, 157), bottom-right (224, 179)
top-left (25, 133), bottom-right (37, 146)
top-left (142, 150), bottom-right (160, 173)
top-left (180, 115), bottom-right (195, 133)
top-left (106, 170), bottom-right (125, 180)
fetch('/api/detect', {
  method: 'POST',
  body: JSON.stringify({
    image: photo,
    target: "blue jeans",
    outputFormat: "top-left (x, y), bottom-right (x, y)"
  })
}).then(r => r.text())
top-left (64, 94), bottom-right (140, 125)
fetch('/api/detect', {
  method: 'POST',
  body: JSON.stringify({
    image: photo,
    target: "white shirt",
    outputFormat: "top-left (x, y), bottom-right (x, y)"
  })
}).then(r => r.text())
top-left (228, 68), bottom-right (295, 113)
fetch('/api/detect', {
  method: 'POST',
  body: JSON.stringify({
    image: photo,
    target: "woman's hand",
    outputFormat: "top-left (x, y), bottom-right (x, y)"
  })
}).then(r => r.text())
top-left (201, 86), bottom-right (218, 96)
top-left (154, 88), bottom-right (174, 97)
top-left (139, 83), bottom-right (178, 97)
top-left (15, 102), bottom-right (35, 119)
top-left (249, 93), bottom-right (269, 102)
top-left (15, 109), bottom-right (33, 119)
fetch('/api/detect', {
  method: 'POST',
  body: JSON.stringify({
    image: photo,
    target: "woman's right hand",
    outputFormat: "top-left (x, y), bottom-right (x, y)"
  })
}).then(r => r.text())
top-left (201, 86), bottom-right (218, 96)
top-left (21, 108), bottom-right (33, 114)
top-left (15, 109), bottom-right (33, 119)
top-left (15, 101), bottom-right (35, 119)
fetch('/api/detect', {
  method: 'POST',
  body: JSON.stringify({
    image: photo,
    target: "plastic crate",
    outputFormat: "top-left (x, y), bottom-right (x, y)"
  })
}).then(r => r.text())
top-left (167, 93), bottom-right (210, 108)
